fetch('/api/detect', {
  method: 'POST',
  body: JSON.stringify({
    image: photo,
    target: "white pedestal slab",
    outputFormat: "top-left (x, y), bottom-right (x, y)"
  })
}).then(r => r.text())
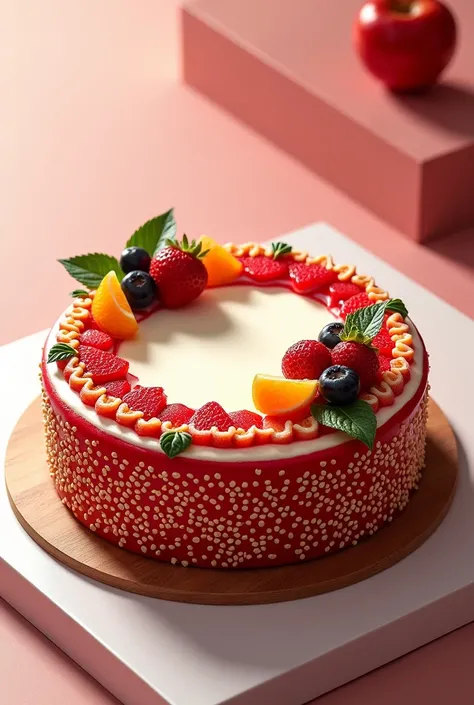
top-left (1, 224), bottom-right (474, 705)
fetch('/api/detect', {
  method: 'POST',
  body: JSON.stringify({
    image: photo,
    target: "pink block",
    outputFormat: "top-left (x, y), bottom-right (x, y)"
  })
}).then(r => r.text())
top-left (182, 0), bottom-right (474, 242)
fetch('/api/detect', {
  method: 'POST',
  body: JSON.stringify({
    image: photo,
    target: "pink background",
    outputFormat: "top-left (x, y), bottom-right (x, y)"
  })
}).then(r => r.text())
top-left (1, 1), bottom-right (474, 703)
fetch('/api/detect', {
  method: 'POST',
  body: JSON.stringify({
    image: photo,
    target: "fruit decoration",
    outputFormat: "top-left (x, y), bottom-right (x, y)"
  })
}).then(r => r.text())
top-left (79, 329), bottom-right (113, 350)
top-left (120, 246), bottom-right (151, 274)
top-left (331, 341), bottom-right (379, 390)
top-left (240, 254), bottom-right (289, 282)
top-left (122, 385), bottom-right (167, 420)
top-left (328, 282), bottom-right (362, 308)
top-left (189, 402), bottom-right (234, 432)
top-left (159, 403), bottom-right (194, 426)
top-left (229, 410), bottom-right (264, 431)
top-left (354, 0), bottom-right (457, 92)
top-left (91, 271), bottom-right (138, 340)
top-left (281, 340), bottom-right (331, 380)
top-left (318, 322), bottom-right (344, 349)
top-left (288, 262), bottom-right (338, 294)
top-left (199, 235), bottom-right (243, 287)
top-left (149, 235), bottom-right (209, 309)
top-left (319, 365), bottom-right (361, 405)
top-left (121, 270), bottom-right (157, 310)
top-left (252, 375), bottom-right (319, 416)
top-left (78, 345), bottom-right (129, 384)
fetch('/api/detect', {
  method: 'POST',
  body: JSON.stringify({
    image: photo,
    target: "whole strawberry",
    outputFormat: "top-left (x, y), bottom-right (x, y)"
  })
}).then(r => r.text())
top-left (149, 236), bottom-right (209, 308)
top-left (282, 339), bottom-right (331, 380)
top-left (331, 341), bottom-right (379, 390)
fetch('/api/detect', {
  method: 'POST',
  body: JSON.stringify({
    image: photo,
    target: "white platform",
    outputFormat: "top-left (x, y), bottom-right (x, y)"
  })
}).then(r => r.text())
top-left (1, 223), bottom-right (474, 705)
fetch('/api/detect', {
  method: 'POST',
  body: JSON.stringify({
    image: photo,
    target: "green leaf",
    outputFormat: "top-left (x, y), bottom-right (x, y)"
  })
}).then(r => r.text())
top-left (160, 431), bottom-right (192, 459)
top-left (341, 297), bottom-right (408, 345)
top-left (311, 400), bottom-right (377, 450)
top-left (271, 242), bottom-right (292, 260)
top-left (58, 254), bottom-right (123, 288)
top-left (125, 209), bottom-right (176, 255)
top-left (70, 289), bottom-right (89, 298)
top-left (385, 298), bottom-right (408, 319)
top-left (47, 343), bottom-right (77, 364)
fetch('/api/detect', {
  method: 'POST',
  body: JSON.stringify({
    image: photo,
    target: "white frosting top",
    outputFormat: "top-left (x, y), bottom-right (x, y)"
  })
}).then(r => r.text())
top-left (44, 285), bottom-right (425, 462)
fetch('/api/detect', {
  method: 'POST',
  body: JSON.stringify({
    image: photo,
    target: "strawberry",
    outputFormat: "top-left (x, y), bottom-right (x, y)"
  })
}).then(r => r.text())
top-left (229, 410), bottom-right (263, 430)
top-left (372, 326), bottom-right (394, 356)
top-left (329, 282), bottom-right (362, 308)
top-left (103, 379), bottom-right (132, 397)
top-left (189, 401), bottom-right (234, 432)
top-left (378, 355), bottom-right (392, 377)
top-left (282, 339), bottom-right (331, 380)
top-left (78, 345), bottom-right (129, 384)
top-left (340, 292), bottom-right (372, 319)
top-left (122, 385), bottom-right (167, 420)
top-left (79, 329), bottom-right (113, 351)
top-left (240, 255), bottom-right (288, 282)
top-left (288, 262), bottom-right (337, 294)
top-left (331, 341), bottom-right (379, 390)
top-left (263, 416), bottom-right (287, 432)
top-left (159, 403), bottom-right (194, 426)
top-left (149, 236), bottom-right (208, 308)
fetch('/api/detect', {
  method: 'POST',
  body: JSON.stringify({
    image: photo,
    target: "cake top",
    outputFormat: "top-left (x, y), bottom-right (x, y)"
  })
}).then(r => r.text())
top-left (46, 209), bottom-right (417, 459)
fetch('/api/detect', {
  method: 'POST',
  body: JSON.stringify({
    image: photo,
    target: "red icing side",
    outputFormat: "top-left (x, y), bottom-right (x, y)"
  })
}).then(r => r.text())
top-left (41, 348), bottom-right (429, 569)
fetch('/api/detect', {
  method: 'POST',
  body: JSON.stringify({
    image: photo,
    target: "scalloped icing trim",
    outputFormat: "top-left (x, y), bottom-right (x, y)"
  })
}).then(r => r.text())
top-left (53, 246), bottom-right (416, 447)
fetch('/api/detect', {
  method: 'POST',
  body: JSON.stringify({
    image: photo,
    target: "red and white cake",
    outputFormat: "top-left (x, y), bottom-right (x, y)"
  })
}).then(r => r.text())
top-left (41, 212), bottom-right (429, 569)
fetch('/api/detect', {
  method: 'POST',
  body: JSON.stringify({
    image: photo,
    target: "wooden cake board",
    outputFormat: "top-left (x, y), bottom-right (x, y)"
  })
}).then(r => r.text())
top-left (5, 398), bottom-right (458, 605)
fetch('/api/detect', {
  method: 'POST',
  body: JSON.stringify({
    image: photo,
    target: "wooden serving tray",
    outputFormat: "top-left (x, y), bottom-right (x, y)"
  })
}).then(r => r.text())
top-left (5, 398), bottom-right (457, 605)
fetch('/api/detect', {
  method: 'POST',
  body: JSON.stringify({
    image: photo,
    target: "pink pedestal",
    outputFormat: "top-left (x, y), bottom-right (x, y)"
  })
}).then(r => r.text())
top-left (182, 0), bottom-right (474, 242)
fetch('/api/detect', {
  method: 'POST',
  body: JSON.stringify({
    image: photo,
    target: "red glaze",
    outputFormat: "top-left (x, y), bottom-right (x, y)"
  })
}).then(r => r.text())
top-left (354, 0), bottom-right (457, 92)
top-left (41, 347), bottom-right (428, 569)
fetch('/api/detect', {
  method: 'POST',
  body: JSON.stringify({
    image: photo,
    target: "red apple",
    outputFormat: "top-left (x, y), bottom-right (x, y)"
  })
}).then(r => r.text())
top-left (354, 0), bottom-right (457, 92)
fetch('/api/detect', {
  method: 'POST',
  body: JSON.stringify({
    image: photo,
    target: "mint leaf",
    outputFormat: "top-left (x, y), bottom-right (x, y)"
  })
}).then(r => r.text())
top-left (160, 430), bottom-right (192, 458)
top-left (47, 343), bottom-right (77, 364)
top-left (125, 209), bottom-right (176, 255)
top-left (59, 254), bottom-right (123, 288)
top-left (311, 400), bottom-right (377, 449)
top-left (341, 297), bottom-right (408, 345)
top-left (70, 289), bottom-right (89, 298)
top-left (385, 298), bottom-right (408, 319)
top-left (271, 242), bottom-right (292, 259)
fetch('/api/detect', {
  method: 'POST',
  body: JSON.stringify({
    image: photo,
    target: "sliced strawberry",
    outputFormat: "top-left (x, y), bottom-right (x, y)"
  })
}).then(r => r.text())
top-left (377, 355), bottom-right (393, 378)
top-left (229, 410), bottom-right (263, 430)
top-left (189, 401), bottom-right (234, 432)
top-left (122, 385), bottom-right (167, 421)
top-left (372, 327), bottom-right (394, 356)
top-left (159, 403), bottom-right (194, 426)
top-left (240, 256), bottom-right (288, 282)
top-left (329, 282), bottom-right (362, 308)
top-left (263, 416), bottom-right (287, 432)
top-left (80, 329), bottom-right (113, 351)
top-left (340, 292), bottom-right (372, 319)
top-left (288, 262), bottom-right (338, 294)
top-left (78, 345), bottom-right (129, 384)
top-left (103, 379), bottom-right (132, 397)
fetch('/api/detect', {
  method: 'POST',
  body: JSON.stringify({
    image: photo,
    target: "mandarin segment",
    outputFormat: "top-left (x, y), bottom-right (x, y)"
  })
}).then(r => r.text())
top-left (91, 271), bottom-right (138, 340)
top-left (199, 235), bottom-right (243, 287)
top-left (252, 374), bottom-right (318, 416)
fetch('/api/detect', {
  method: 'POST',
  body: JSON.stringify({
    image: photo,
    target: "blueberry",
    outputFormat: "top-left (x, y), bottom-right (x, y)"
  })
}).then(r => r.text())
top-left (319, 365), bottom-right (360, 405)
top-left (120, 247), bottom-right (151, 274)
top-left (121, 271), bottom-right (157, 309)
top-left (318, 322), bottom-right (344, 349)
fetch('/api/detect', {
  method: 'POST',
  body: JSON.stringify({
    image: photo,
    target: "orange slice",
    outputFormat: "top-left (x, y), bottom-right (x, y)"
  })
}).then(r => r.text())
top-left (199, 235), bottom-right (243, 287)
top-left (252, 374), bottom-right (318, 416)
top-left (91, 271), bottom-right (138, 340)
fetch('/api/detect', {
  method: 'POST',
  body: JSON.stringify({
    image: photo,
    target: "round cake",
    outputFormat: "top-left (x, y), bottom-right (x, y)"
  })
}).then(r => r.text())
top-left (41, 215), bottom-right (429, 569)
